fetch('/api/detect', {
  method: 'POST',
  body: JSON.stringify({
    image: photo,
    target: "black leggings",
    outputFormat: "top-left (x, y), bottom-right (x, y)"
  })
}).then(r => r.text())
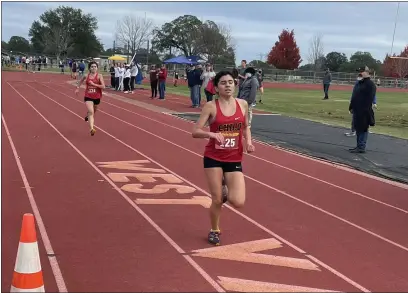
top-left (150, 80), bottom-right (158, 97)
top-left (110, 75), bottom-right (115, 87)
top-left (123, 77), bottom-right (130, 91)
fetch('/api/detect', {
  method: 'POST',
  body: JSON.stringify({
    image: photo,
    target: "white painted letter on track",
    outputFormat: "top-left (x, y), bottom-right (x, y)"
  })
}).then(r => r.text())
top-left (97, 160), bottom-right (165, 173)
top-left (135, 196), bottom-right (210, 208)
top-left (122, 184), bottom-right (196, 194)
top-left (108, 173), bottom-right (183, 184)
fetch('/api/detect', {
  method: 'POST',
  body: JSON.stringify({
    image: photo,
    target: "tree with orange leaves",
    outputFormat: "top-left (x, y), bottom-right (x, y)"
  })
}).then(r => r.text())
top-left (267, 29), bottom-right (302, 70)
top-left (382, 45), bottom-right (408, 78)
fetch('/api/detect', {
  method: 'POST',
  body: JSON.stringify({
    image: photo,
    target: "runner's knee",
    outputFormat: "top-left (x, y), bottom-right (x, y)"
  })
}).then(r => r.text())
top-left (211, 195), bottom-right (223, 206)
top-left (229, 197), bottom-right (245, 208)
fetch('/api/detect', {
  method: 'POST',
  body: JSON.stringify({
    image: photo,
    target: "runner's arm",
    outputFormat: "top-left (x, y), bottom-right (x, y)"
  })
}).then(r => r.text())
top-left (192, 102), bottom-right (213, 139)
top-left (97, 74), bottom-right (106, 89)
top-left (241, 100), bottom-right (252, 144)
top-left (76, 75), bottom-right (86, 88)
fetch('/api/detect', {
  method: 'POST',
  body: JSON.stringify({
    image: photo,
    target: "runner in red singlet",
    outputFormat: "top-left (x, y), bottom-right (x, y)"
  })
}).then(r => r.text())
top-left (192, 70), bottom-right (255, 245)
top-left (75, 61), bottom-right (105, 136)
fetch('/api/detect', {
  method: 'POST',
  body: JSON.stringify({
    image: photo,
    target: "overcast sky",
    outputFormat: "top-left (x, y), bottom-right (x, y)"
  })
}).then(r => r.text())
top-left (2, 1), bottom-right (407, 65)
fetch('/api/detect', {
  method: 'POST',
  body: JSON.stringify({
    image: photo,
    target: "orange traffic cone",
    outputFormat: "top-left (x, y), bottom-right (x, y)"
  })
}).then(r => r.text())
top-left (11, 213), bottom-right (45, 292)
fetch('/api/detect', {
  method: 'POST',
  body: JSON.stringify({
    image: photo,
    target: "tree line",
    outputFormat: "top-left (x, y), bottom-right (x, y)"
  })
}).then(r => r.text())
top-left (2, 5), bottom-right (406, 78)
top-left (264, 29), bottom-right (408, 78)
top-left (1, 6), bottom-right (235, 66)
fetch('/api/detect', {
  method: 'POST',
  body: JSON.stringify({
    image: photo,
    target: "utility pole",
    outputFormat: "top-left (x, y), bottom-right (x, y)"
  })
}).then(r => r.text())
top-left (390, 2), bottom-right (400, 56)
top-left (146, 39), bottom-right (150, 66)
top-left (113, 40), bottom-right (116, 54)
top-left (127, 41), bottom-right (130, 63)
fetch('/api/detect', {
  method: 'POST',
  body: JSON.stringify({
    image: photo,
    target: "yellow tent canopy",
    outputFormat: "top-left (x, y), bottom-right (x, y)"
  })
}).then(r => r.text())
top-left (108, 55), bottom-right (126, 61)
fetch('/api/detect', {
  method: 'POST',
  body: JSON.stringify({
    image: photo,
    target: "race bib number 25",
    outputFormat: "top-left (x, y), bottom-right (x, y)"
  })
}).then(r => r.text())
top-left (215, 133), bottom-right (239, 150)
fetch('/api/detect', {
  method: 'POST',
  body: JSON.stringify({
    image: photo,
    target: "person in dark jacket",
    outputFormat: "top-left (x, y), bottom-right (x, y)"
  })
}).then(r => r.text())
top-left (238, 67), bottom-right (259, 128)
top-left (322, 68), bottom-right (332, 100)
top-left (187, 65), bottom-right (203, 108)
top-left (345, 73), bottom-right (377, 136)
top-left (149, 65), bottom-right (158, 98)
top-left (348, 66), bottom-right (376, 153)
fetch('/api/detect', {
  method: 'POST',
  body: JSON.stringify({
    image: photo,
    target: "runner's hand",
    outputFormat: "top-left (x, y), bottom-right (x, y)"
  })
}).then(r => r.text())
top-left (210, 132), bottom-right (225, 145)
top-left (247, 143), bottom-right (255, 153)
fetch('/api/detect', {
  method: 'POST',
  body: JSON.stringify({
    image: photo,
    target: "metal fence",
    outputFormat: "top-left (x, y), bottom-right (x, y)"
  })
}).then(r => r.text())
top-left (3, 50), bottom-right (407, 89)
top-left (166, 63), bottom-right (407, 89)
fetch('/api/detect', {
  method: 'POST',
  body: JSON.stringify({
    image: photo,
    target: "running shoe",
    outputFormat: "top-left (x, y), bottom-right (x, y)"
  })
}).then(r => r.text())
top-left (90, 129), bottom-right (96, 136)
top-left (208, 230), bottom-right (220, 246)
top-left (85, 115), bottom-right (88, 122)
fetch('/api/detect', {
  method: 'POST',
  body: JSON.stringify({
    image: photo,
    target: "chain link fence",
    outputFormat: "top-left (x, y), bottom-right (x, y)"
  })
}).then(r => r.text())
top-left (207, 63), bottom-right (408, 89)
top-left (2, 50), bottom-right (407, 89)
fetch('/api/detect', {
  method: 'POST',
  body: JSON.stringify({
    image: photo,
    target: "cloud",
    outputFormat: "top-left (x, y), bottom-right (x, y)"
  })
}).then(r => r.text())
top-left (2, 1), bottom-right (407, 65)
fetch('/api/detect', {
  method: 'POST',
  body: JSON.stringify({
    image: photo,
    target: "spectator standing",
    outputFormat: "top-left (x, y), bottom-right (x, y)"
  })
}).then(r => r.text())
top-left (187, 65), bottom-right (202, 107)
top-left (123, 64), bottom-right (131, 93)
top-left (149, 65), bottom-right (158, 98)
top-left (345, 72), bottom-right (377, 137)
top-left (237, 60), bottom-right (247, 97)
top-left (348, 66), bottom-right (376, 153)
top-left (118, 63), bottom-right (125, 90)
top-left (158, 64), bottom-right (167, 100)
top-left (255, 69), bottom-right (264, 104)
top-left (201, 64), bottom-right (216, 102)
top-left (78, 60), bottom-right (85, 80)
top-left (130, 62), bottom-right (138, 93)
top-left (72, 61), bottom-right (77, 79)
top-left (109, 63), bottom-right (115, 88)
top-left (114, 63), bottom-right (120, 90)
top-left (174, 70), bottom-right (179, 86)
top-left (238, 67), bottom-right (259, 128)
top-left (323, 68), bottom-right (332, 100)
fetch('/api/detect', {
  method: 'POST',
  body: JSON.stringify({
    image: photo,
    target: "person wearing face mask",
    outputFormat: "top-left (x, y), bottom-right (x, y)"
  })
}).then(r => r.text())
top-left (201, 63), bottom-right (216, 102)
top-left (345, 72), bottom-right (377, 137)
top-left (237, 67), bottom-right (259, 129)
top-left (348, 66), bottom-right (376, 153)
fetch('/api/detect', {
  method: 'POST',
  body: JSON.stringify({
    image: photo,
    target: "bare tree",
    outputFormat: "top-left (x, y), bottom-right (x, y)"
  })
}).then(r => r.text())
top-left (115, 15), bottom-right (154, 58)
top-left (217, 23), bottom-right (235, 50)
top-left (307, 34), bottom-right (325, 71)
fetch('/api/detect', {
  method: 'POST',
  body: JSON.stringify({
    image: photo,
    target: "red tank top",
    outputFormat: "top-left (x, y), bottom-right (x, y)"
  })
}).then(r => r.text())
top-left (85, 73), bottom-right (102, 99)
top-left (204, 99), bottom-right (246, 162)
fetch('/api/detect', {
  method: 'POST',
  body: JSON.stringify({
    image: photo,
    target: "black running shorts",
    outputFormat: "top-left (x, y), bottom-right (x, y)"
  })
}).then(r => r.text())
top-left (203, 156), bottom-right (243, 173)
top-left (84, 97), bottom-right (101, 105)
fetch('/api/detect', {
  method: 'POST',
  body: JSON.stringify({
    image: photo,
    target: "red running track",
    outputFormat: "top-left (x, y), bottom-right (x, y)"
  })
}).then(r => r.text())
top-left (2, 72), bottom-right (408, 292)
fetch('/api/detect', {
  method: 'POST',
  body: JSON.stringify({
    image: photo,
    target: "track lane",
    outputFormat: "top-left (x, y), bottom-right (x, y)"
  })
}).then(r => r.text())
top-left (1, 122), bottom-right (59, 292)
top-left (49, 82), bottom-right (408, 246)
top-left (4, 82), bottom-right (221, 292)
top-left (12, 81), bottom-right (369, 292)
top-left (55, 81), bottom-right (408, 211)
top-left (27, 82), bottom-right (408, 291)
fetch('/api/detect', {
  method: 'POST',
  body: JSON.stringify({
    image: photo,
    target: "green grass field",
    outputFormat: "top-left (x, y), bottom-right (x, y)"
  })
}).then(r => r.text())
top-left (141, 83), bottom-right (408, 139)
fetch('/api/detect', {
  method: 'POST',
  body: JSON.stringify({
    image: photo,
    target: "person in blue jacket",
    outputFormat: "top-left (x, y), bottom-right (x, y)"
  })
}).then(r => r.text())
top-left (345, 73), bottom-right (377, 136)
